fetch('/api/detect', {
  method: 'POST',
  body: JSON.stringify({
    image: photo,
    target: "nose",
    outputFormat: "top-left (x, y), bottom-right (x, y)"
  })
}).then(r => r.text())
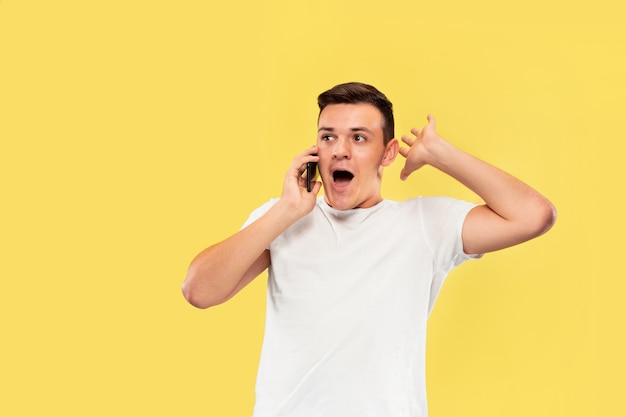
top-left (332, 137), bottom-right (351, 160)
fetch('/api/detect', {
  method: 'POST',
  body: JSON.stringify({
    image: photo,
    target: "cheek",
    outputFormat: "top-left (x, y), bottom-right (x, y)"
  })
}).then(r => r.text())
top-left (355, 150), bottom-right (384, 168)
top-left (316, 149), bottom-right (332, 166)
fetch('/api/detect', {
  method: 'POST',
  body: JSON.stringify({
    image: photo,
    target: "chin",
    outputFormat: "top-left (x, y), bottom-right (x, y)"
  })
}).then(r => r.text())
top-left (324, 195), bottom-right (352, 211)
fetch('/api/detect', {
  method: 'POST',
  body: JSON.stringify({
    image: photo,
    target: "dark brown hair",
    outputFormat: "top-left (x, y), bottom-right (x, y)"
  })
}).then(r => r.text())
top-left (318, 82), bottom-right (394, 145)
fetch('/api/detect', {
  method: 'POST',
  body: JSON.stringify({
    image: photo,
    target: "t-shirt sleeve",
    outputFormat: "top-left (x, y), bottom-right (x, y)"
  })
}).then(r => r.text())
top-left (240, 198), bottom-right (280, 230)
top-left (418, 196), bottom-right (482, 266)
top-left (416, 196), bottom-right (483, 315)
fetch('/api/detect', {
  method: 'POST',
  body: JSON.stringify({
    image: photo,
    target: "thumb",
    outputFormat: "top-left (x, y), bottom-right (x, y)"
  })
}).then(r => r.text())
top-left (400, 165), bottom-right (409, 181)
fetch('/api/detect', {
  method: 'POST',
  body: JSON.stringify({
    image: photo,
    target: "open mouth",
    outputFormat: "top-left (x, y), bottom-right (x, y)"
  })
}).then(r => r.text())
top-left (332, 170), bottom-right (354, 185)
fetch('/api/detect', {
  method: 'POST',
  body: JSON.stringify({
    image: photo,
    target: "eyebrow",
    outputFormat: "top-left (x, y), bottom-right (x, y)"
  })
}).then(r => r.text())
top-left (318, 127), bottom-right (373, 133)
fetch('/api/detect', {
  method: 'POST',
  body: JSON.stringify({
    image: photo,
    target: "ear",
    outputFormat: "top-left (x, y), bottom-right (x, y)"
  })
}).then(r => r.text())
top-left (381, 138), bottom-right (399, 167)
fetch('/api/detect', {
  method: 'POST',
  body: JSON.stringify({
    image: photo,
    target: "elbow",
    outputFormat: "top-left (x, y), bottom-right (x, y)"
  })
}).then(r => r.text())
top-left (181, 280), bottom-right (211, 309)
top-left (181, 268), bottom-right (222, 309)
top-left (530, 198), bottom-right (557, 237)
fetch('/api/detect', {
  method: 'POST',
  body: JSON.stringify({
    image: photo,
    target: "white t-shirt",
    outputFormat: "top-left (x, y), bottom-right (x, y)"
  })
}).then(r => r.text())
top-left (242, 196), bottom-right (480, 417)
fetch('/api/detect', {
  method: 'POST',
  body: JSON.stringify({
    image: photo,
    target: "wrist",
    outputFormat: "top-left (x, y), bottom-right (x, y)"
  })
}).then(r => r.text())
top-left (425, 136), bottom-right (459, 172)
top-left (273, 197), bottom-right (308, 227)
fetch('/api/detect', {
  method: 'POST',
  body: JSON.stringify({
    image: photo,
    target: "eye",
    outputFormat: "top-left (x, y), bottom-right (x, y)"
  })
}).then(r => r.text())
top-left (321, 134), bottom-right (334, 141)
top-left (354, 134), bottom-right (366, 142)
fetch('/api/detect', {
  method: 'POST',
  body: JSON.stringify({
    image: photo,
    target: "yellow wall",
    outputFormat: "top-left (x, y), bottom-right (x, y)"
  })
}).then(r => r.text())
top-left (1, 1), bottom-right (624, 415)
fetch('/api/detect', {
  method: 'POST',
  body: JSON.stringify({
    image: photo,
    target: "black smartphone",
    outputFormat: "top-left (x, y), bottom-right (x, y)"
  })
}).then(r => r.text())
top-left (306, 156), bottom-right (317, 192)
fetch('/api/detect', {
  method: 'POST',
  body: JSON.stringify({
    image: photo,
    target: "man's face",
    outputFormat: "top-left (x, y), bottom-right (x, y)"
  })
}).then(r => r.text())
top-left (317, 103), bottom-right (397, 210)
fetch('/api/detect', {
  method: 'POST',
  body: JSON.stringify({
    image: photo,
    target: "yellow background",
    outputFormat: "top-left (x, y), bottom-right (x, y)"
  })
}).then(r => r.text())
top-left (1, 1), bottom-right (624, 416)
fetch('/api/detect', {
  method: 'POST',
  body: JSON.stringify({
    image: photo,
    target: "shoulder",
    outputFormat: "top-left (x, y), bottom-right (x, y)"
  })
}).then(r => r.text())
top-left (397, 196), bottom-right (478, 233)
top-left (390, 196), bottom-right (472, 216)
top-left (241, 198), bottom-right (280, 229)
top-left (404, 195), bottom-right (476, 213)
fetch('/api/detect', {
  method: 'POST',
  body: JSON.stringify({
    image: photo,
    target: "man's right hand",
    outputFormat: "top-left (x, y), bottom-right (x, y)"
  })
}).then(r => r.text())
top-left (278, 146), bottom-right (321, 222)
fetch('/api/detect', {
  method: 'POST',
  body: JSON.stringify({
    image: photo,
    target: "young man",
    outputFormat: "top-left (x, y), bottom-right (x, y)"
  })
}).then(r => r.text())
top-left (182, 82), bottom-right (556, 416)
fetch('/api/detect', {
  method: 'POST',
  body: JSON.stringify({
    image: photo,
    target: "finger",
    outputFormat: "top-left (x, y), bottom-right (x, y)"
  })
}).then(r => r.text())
top-left (427, 114), bottom-right (436, 129)
top-left (299, 145), bottom-right (319, 157)
top-left (410, 127), bottom-right (421, 137)
top-left (311, 180), bottom-right (322, 194)
top-left (308, 145), bottom-right (320, 158)
top-left (293, 147), bottom-right (319, 174)
top-left (398, 147), bottom-right (409, 158)
top-left (298, 173), bottom-right (307, 187)
top-left (401, 134), bottom-right (415, 146)
top-left (294, 146), bottom-right (319, 163)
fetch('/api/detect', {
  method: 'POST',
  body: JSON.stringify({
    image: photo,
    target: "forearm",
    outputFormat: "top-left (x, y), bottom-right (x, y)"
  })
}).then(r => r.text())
top-left (182, 200), bottom-right (298, 308)
top-left (434, 140), bottom-right (549, 219)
